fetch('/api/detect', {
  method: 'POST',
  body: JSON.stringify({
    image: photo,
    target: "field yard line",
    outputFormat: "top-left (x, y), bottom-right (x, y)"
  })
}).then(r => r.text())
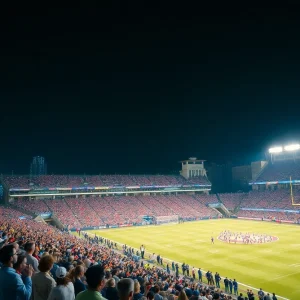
top-left (83, 232), bottom-right (290, 300)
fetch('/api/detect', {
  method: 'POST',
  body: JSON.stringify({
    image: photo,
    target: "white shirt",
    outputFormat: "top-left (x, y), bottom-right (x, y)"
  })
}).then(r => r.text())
top-left (47, 282), bottom-right (75, 300)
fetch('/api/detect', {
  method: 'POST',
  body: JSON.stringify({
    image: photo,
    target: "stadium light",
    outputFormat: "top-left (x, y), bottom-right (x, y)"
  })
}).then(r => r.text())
top-left (268, 146), bottom-right (283, 153)
top-left (284, 144), bottom-right (300, 151)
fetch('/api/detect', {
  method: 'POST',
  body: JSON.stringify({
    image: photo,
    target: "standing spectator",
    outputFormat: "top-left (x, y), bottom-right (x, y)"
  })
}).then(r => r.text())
top-left (153, 285), bottom-right (163, 300)
top-left (117, 278), bottom-right (134, 300)
top-left (69, 265), bottom-right (86, 296)
top-left (32, 255), bottom-right (56, 300)
top-left (228, 279), bottom-right (233, 294)
top-left (192, 267), bottom-right (195, 280)
top-left (25, 242), bottom-right (39, 273)
top-left (178, 290), bottom-right (189, 300)
top-left (76, 265), bottom-right (107, 300)
top-left (112, 269), bottom-right (120, 286)
top-left (224, 277), bottom-right (229, 293)
top-left (133, 280), bottom-right (143, 300)
top-left (265, 293), bottom-right (272, 300)
top-left (106, 278), bottom-right (119, 300)
top-left (237, 293), bottom-right (244, 300)
top-left (258, 288), bottom-right (264, 300)
top-left (48, 266), bottom-right (75, 300)
top-left (214, 273), bottom-right (220, 288)
top-left (0, 244), bottom-right (33, 300)
top-left (272, 293), bottom-right (278, 300)
top-left (198, 268), bottom-right (202, 282)
top-left (233, 279), bottom-right (238, 295)
top-left (13, 254), bottom-right (27, 275)
top-left (140, 245), bottom-right (145, 259)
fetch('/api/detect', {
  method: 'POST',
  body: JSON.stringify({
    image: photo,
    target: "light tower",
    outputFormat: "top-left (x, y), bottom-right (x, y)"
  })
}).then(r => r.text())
top-left (179, 157), bottom-right (207, 179)
top-left (30, 156), bottom-right (47, 176)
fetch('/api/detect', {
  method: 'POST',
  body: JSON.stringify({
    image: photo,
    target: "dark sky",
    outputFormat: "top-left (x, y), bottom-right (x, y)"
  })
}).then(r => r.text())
top-left (1, 4), bottom-right (300, 175)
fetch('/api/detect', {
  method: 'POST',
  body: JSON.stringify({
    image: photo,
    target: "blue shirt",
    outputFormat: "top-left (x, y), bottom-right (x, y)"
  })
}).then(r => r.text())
top-left (0, 266), bottom-right (32, 300)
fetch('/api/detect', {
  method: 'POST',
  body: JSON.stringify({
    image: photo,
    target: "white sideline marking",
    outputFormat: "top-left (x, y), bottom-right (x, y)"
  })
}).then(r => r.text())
top-left (83, 232), bottom-right (290, 300)
top-left (288, 263), bottom-right (300, 267)
top-left (272, 270), bottom-right (300, 280)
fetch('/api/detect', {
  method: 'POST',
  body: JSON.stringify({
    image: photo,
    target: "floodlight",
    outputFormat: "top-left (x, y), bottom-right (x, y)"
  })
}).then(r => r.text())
top-left (268, 147), bottom-right (283, 153)
top-left (284, 144), bottom-right (300, 151)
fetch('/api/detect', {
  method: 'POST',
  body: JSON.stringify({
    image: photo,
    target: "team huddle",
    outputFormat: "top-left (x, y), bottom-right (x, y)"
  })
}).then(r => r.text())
top-left (218, 230), bottom-right (276, 244)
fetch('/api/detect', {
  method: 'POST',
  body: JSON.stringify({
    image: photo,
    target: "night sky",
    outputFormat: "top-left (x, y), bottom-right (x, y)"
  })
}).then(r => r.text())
top-left (1, 4), bottom-right (300, 175)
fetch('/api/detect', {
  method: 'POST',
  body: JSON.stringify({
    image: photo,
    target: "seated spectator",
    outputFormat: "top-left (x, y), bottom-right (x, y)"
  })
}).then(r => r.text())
top-left (0, 244), bottom-right (33, 300)
top-left (48, 266), bottom-right (75, 300)
top-left (76, 265), bottom-right (107, 300)
top-left (32, 255), bottom-right (56, 300)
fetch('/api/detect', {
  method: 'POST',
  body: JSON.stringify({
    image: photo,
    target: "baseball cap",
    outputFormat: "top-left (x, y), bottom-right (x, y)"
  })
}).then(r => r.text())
top-left (56, 267), bottom-right (67, 278)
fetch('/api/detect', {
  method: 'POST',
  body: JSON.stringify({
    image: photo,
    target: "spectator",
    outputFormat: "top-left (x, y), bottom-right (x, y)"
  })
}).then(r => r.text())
top-left (272, 293), bottom-right (278, 300)
top-left (133, 280), bottom-right (143, 300)
top-left (69, 265), bottom-right (87, 296)
top-left (32, 255), bottom-right (56, 300)
top-left (147, 291), bottom-right (154, 300)
top-left (178, 290), bottom-right (189, 300)
top-left (48, 266), bottom-right (75, 300)
top-left (237, 293), bottom-right (244, 300)
top-left (13, 254), bottom-right (27, 275)
top-left (24, 242), bottom-right (39, 272)
top-left (117, 278), bottom-right (134, 300)
top-left (76, 265), bottom-right (107, 300)
top-left (0, 244), bottom-right (33, 300)
top-left (106, 278), bottom-right (119, 300)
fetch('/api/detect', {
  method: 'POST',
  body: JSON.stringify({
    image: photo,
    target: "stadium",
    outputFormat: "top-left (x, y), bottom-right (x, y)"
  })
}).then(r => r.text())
top-left (1, 148), bottom-right (300, 300)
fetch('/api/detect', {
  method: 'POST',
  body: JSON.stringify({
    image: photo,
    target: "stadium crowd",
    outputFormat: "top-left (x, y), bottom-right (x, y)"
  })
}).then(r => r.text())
top-left (11, 194), bottom-right (220, 228)
top-left (2, 174), bottom-right (211, 189)
top-left (0, 206), bottom-right (281, 300)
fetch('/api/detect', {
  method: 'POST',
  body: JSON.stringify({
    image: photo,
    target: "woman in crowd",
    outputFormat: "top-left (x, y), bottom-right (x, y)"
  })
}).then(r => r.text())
top-left (13, 254), bottom-right (27, 275)
top-left (32, 254), bottom-right (56, 300)
top-left (47, 266), bottom-right (75, 300)
top-left (133, 280), bottom-right (143, 300)
top-left (69, 265), bottom-right (86, 296)
top-left (178, 290), bottom-right (189, 300)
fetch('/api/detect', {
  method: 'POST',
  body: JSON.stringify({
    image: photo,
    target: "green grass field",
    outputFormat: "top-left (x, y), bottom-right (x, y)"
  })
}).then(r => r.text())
top-left (84, 219), bottom-right (300, 299)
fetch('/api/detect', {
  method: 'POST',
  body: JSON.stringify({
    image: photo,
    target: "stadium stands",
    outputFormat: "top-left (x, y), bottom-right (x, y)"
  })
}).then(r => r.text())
top-left (254, 160), bottom-right (300, 182)
top-left (10, 194), bottom-right (219, 228)
top-left (2, 174), bottom-right (211, 189)
top-left (0, 206), bottom-right (233, 300)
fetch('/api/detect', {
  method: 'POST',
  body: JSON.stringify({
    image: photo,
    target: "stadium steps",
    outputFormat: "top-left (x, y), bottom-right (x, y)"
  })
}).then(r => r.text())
top-left (62, 198), bottom-right (82, 224)
top-left (86, 199), bottom-right (108, 224)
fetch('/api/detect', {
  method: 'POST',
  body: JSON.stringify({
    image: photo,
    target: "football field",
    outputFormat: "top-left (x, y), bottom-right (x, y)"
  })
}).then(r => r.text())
top-left (84, 219), bottom-right (300, 299)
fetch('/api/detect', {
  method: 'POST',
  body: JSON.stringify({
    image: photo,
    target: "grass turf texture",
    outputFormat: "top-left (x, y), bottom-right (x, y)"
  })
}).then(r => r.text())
top-left (83, 219), bottom-right (300, 299)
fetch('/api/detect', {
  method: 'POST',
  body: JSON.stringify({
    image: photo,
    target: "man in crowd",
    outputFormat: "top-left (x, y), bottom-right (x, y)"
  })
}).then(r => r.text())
top-left (0, 244), bottom-right (33, 300)
top-left (76, 265), bottom-right (107, 300)
top-left (117, 278), bottom-right (134, 300)
top-left (233, 279), bottom-right (238, 295)
top-left (224, 277), bottom-right (229, 293)
top-left (140, 245), bottom-right (145, 259)
top-left (198, 268), bottom-right (202, 282)
top-left (25, 242), bottom-right (39, 272)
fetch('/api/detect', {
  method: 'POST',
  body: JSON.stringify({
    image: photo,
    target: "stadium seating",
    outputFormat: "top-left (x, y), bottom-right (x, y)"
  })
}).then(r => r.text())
top-left (0, 206), bottom-right (231, 300)
top-left (254, 160), bottom-right (300, 182)
top-left (2, 174), bottom-right (211, 189)
top-left (10, 194), bottom-right (219, 228)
